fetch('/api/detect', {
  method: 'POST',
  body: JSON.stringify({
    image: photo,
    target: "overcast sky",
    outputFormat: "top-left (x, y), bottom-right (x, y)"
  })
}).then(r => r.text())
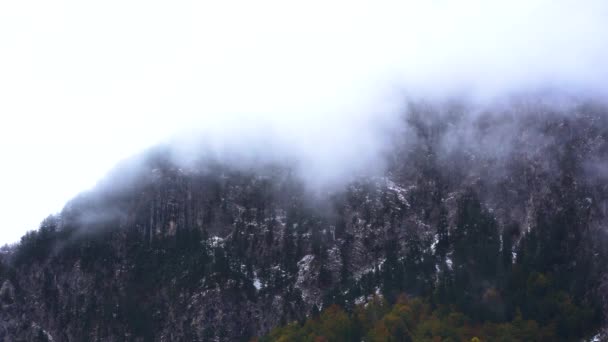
top-left (0, 0), bottom-right (607, 244)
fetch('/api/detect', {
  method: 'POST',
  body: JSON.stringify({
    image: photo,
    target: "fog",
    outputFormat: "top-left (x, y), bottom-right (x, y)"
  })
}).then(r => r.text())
top-left (1, 0), bottom-right (607, 243)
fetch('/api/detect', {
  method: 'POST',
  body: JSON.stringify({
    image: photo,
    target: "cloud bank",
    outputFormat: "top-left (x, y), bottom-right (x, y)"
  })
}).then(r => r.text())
top-left (0, 0), bottom-right (607, 243)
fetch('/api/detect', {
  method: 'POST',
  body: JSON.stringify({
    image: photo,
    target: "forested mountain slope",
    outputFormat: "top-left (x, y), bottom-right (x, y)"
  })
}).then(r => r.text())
top-left (1, 98), bottom-right (607, 341)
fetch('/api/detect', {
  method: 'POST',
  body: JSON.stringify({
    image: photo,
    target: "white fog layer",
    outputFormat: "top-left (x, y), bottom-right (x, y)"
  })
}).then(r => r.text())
top-left (1, 0), bottom-right (607, 243)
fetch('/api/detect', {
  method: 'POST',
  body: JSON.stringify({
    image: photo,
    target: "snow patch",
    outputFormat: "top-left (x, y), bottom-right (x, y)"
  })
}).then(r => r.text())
top-left (355, 296), bottom-right (367, 306)
top-left (209, 236), bottom-right (224, 248)
top-left (298, 254), bottom-right (315, 272)
top-left (588, 333), bottom-right (601, 342)
top-left (385, 178), bottom-right (411, 206)
top-left (430, 234), bottom-right (439, 253)
top-left (253, 277), bottom-right (262, 290)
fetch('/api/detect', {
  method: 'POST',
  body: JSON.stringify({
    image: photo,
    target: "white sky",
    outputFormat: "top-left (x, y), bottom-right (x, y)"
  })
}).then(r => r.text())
top-left (0, 0), bottom-right (607, 244)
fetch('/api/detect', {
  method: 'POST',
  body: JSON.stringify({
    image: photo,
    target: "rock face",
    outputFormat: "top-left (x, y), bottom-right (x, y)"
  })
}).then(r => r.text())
top-left (1, 99), bottom-right (608, 341)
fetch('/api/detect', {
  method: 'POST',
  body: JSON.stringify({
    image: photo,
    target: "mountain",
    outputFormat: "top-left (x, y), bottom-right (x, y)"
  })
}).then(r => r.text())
top-left (1, 98), bottom-right (607, 341)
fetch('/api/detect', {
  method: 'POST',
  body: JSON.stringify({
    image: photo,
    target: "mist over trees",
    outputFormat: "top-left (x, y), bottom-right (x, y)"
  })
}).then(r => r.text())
top-left (1, 95), bottom-right (607, 341)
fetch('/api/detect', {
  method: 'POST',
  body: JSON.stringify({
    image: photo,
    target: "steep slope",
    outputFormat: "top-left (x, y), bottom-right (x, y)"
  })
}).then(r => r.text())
top-left (1, 99), bottom-right (607, 341)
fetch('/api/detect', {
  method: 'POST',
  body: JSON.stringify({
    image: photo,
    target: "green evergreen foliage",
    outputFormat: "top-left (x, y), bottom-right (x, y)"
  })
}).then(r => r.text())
top-left (264, 184), bottom-right (603, 342)
top-left (7, 109), bottom-right (608, 341)
top-left (13, 216), bottom-right (62, 265)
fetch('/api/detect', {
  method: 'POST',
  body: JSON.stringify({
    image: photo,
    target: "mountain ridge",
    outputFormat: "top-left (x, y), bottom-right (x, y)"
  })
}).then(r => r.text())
top-left (1, 99), bottom-right (607, 341)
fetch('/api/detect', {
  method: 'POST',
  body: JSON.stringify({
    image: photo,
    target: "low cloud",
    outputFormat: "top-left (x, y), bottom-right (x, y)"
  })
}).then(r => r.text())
top-left (0, 0), bottom-right (607, 242)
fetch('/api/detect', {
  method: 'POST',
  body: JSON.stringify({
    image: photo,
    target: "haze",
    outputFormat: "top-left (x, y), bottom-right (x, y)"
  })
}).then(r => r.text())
top-left (1, 0), bottom-right (607, 244)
